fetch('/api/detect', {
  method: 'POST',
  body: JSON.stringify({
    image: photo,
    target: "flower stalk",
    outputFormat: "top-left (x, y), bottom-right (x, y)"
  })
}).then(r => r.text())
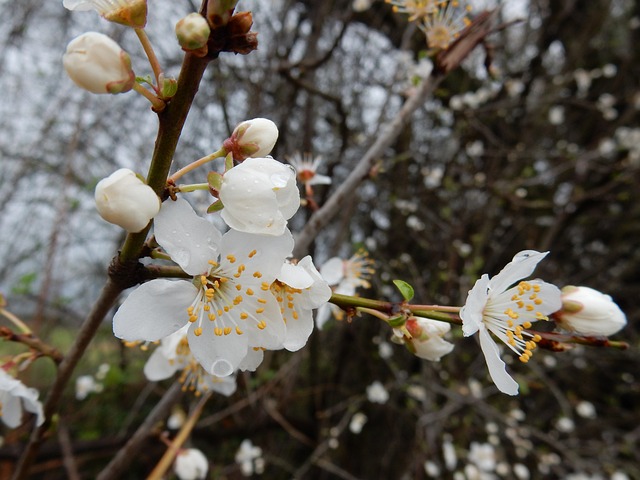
top-left (168, 147), bottom-right (227, 183)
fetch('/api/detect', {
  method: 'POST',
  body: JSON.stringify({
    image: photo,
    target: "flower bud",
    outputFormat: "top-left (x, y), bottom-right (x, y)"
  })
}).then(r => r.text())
top-left (63, 0), bottom-right (148, 28)
top-left (398, 317), bottom-right (454, 361)
top-left (555, 286), bottom-right (627, 336)
top-left (95, 169), bottom-right (160, 232)
top-left (207, 0), bottom-right (239, 26)
top-left (223, 118), bottom-right (279, 161)
top-left (175, 13), bottom-right (211, 51)
top-left (63, 32), bottom-right (135, 94)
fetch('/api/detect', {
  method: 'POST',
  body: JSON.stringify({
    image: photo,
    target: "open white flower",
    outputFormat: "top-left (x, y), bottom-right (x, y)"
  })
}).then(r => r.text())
top-left (63, 32), bottom-right (135, 94)
top-left (144, 325), bottom-right (237, 396)
top-left (395, 317), bottom-right (454, 361)
top-left (271, 256), bottom-right (332, 351)
top-left (63, 0), bottom-right (147, 28)
top-left (286, 152), bottom-right (332, 187)
top-left (113, 198), bottom-right (293, 377)
top-left (460, 251), bottom-right (562, 395)
top-left (174, 448), bottom-right (209, 480)
top-left (554, 286), bottom-right (626, 336)
top-left (386, 0), bottom-right (441, 21)
top-left (219, 157), bottom-right (300, 236)
top-left (95, 168), bottom-right (160, 232)
top-left (0, 370), bottom-right (44, 428)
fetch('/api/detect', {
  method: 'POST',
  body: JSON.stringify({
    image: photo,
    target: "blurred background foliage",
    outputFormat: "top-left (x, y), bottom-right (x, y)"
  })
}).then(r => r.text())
top-left (0, 0), bottom-right (638, 478)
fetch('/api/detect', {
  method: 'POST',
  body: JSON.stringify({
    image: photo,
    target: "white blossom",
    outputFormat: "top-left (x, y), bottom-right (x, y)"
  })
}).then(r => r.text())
top-left (366, 381), bottom-right (389, 404)
top-left (114, 198), bottom-right (295, 377)
top-left (0, 370), bottom-right (44, 428)
top-left (174, 448), bottom-right (209, 480)
top-left (395, 317), bottom-right (454, 361)
top-left (94, 168), bottom-right (160, 232)
top-left (223, 118), bottom-right (279, 161)
top-left (235, 439), bottom-right (264, 477)
top-left (63, 0), bottom-right (147, 28)
top-left (219, 158), bottom-right (300, 236)
top-left (460, 251), bottom-right (562, 395)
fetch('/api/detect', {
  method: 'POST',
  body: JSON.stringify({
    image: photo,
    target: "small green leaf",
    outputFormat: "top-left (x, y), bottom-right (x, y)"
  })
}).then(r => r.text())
top-left (207, 171), bottom-right (223, 190)
top-left (388, 315), bottom-right (406, 328)
top-left (207, 200), bottom-right (224, 214)
top-left (393, 279), bottom-right (414, 302)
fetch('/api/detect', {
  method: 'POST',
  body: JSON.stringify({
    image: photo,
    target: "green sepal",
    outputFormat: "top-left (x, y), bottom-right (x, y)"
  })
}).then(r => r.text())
top-left (388, 315), bottom-right (407, 328)
top-left (225, 152), bottom-right (234, 171)
top-left (135, 75), bottom-right (154, 87)
top-left (207, 200), bottom-right (224, 214)
top-left (207, 171), bottom-right (223, 190)
top-left (393, 279), bottom-right (414, 302)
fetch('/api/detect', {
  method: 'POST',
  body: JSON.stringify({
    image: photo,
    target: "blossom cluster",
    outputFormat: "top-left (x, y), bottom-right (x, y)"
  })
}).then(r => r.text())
top-left (105, 119), bottom-right (332, 389)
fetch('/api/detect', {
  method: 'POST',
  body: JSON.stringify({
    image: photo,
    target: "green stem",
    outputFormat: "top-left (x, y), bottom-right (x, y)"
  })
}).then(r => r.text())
top-left (0, 307), bottom-right (31, 334)
top-left (176, 182), bottom-right (210, 193)
top-left (132, 82), bottom-right (166, 111)
top-left (408, 309), bottom-right (462, 325)
top-left (329, 293), bottom-right (393, 313)
top-left (135, 28), bottom-right (163, 85)
top-left (119, 52), bottom-right (211, 263)
top-left (169, 147), bottom-right (227, 183)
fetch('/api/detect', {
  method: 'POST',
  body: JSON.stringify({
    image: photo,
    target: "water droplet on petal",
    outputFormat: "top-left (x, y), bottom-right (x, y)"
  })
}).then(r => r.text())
top-left (270, 172), bottom-right (289, 188)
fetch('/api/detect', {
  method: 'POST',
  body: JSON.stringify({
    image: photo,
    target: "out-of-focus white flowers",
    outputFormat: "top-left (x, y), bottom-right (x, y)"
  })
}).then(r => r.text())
top-left (219, 157), bottom-right (299, 236)
top-left (235, 439), bottom-right (264, 476)
top-left (75, 375), bottom-right (103, 400)
top-left (0, 370), bottom-right (44, 428)
top-left (349, 412), bottom-right (368, 434)
top-left (174, 448), bottom-right (209, 480)
top-left (352, 0), bottom-right (373, 12)
top-left (94, 168), bottom-right (161, 232)
top-left (365, 381), bottom-right (389, 404)
top-left (554, 286), bottom-right (626, 336)
top-left (223, 118), bottom-right (279, 161)
top-left (63, 0), bottom-right (148, 28)
top-left (286, 152), bottom-right (332, 187)
top-left (176, 13), bottom-right (211, 51)
top-left (63, 32), bottom-right (135, 94)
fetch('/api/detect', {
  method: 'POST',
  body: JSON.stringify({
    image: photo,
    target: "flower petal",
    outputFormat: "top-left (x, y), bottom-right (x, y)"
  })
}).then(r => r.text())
top-left (113, 280), bottom-right (196, 342)
top-left (237, 348), bottom-right (265, 372)
top-left (188, 326), bottom-right (248, 377)
top-left (460, 274), bottom-right (490, 337)
top-left (144, 347), bottom-right (179, 381)
top-left (478, 328), bottom-right (519, 395)
top-left (154, 198), bottom-right (222, 275)
top-left (489, 250), bottom-right (548, 294)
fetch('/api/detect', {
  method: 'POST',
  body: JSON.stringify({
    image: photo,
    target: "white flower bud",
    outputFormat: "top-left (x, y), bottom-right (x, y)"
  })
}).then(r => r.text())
top-left (63, 32), bottom-right (135, 94)
top-left (555, 286), bottom-right (627, 336)
top-left (401, 317), bottom-right (454, 361)
top-left (94, 169), bottom-right (160, 232)
top-left (176, 13), bottom-right (211, 50)
top-left (219, 157), bottom-right (299, 235)
top-left (223, 118), bottom-right (279, 161)
top-left (174, 448), bottom-right (209, 480)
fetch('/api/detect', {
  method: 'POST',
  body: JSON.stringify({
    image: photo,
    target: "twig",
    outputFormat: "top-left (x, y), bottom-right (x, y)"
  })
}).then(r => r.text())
top-left (292, 71), bottom-right (444, 258)
top-left (96, 382), bottom-right (183, 480)
top-left (57, 423), bottom-right (80, 480)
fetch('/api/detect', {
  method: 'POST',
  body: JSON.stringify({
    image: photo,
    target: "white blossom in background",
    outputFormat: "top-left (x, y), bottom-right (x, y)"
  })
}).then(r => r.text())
top-left (167, 406), bottom-right (186, 430)
top-left (316, 250), bottom-right (375, 328)
top-left (63, 32), bottom-right (135, 94)
top-left (419, 1), bottom-right (472, 51)
top-left (271, 256), bottom-right (331, 351)
top-left (63, 0), bottom-right (148, 28)
top-left (555, 416), bottom-right (575, 433)
top-left (575, 400), bottom-right (597, 419)
top-left (114, 198), bottom-right (294, 377)
top-left (460, 251), bottom-right (562, 395)
top-left (143, 325), bottom-right (237, 396)
top-left (0, 370), bottom-right (44, 428)
top-left (94, 168), bottom-right (161, 232)
top-left (235, 439), bottom-right (264, 476)
top-left (443, 435), bottom-right (457, 470)
top-left (394, 317), bottom-right (454, 361)
top-left (286, 152), bottom-right (332, 187)
top-left (219, 157), bottom-right (299, 236)
top-left (174, 448), bottom-right (209, 480)
top-left (554, 286), bottom-right (626, 336)
top-left (424, 460), bottom-right (441, 477)
top-left (468, 442), bottom-right (496, 472)
top-left (223, 118), bottom-right (279, 161)
top-left (349, 412), bottom-right (368, 434)
top-left (366, 381), bottom-right (389, 404)
top-left (75, 375), bottom-right (103, 400)
top-left (548, 105), bottom-right (565, 125)
top-left (352, 0), bottom-right (372, 12)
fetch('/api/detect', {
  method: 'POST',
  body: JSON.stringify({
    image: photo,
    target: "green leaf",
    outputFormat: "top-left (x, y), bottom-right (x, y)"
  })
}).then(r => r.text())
top-left (388, 315), bottom-right (406, 328)
top-left (207, 200), bottom-right (224, 214)
top-left (393, 279), bottom-right (414, 302)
